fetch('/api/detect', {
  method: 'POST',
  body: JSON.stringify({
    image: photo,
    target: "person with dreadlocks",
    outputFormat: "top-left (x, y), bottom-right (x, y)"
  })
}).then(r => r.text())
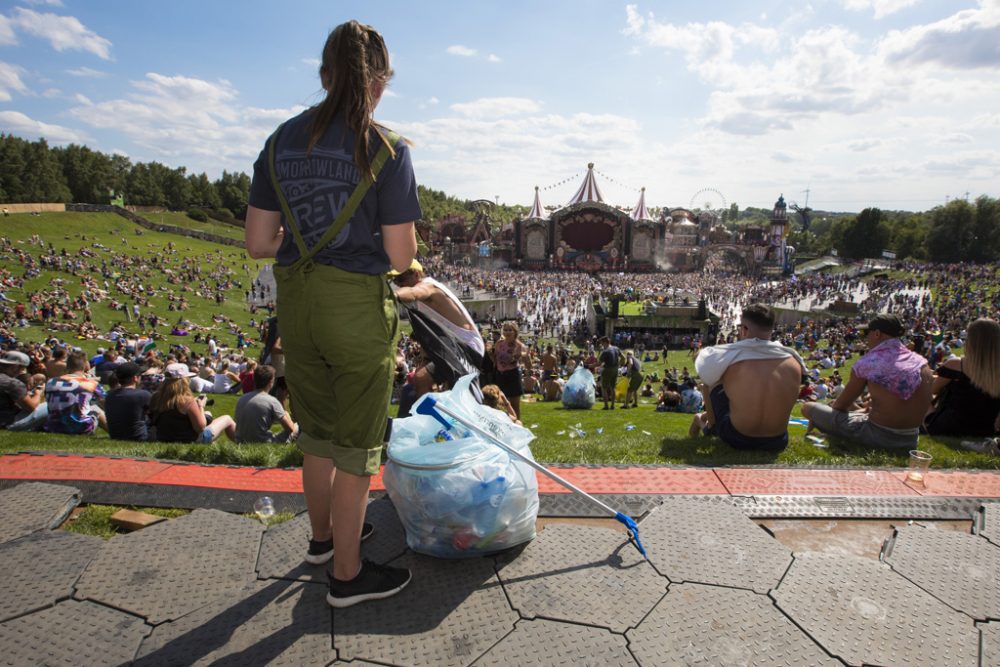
top-left (246, 20), bottom-right (419, 608)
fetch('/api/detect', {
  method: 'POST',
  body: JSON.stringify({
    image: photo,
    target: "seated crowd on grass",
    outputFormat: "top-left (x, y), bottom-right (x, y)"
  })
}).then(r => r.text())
top-left (0, 223), bottom-right (997, 453)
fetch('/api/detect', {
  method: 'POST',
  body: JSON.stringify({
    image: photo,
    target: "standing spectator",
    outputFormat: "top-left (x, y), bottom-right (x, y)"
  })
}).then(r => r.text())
top-left (622, 351), bottom-right (643, 409)
top-left (245, 19), bottom-right (418, 608)
top-left (234, 364), bottom-right (298, 443)
top-left (492, 321), bottom-right (527, 420)
top-left (105, 362), bottom-right (151, 441)
top-left (45, 350), bottom-right (106, 434)
top-left (597, 336), bottom-right (621, 410)
top-left (803, 314), bottom-right (934, 450)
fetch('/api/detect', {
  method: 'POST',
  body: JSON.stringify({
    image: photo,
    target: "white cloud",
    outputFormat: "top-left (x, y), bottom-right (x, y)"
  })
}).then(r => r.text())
top-left (23, 0), bottom-right (65, 6)
top-left (488, 53), bottom-right (502, 63)
top-left (428, 96), bottom-right (440, 105)
top-left (41, 88), bottom-right (60, 98)
top-left (68, 72), bottom-right (302, 173)
top-left (8, 7), bottom-right (112, 60)
top-left (66, 66), bottom-right (106, 78)
top-left (879, 1), bottom-right (1000, 69)
top-left (0, 14), bottom-right (16, 45)
top-left (301, 57), bottom-right (320, 68)
top-left (0, 61), bottom-right (27, 101)
top-left (446, 45), bottom-right (477, 57)
top-left (449, 97), bottom-right (542, 119)
top-left (842, 0), bottom-right (921, 20)
top-left (0, 110), bottom-right (89, 143)
top-left (847, 138), bottom-right (883, 151)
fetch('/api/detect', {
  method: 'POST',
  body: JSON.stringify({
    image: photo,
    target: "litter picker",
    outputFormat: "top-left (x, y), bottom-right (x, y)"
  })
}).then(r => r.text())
top-left (416, 396), bottom-right (648, 559)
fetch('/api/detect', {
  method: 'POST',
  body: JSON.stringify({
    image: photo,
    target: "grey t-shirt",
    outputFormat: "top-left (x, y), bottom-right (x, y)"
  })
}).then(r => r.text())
top-left (248, 110), bottom-right (422, 274)
top-left (235, 390), bottom-right (286, 443)
top-left (0, 373), bottom-right (27, 427)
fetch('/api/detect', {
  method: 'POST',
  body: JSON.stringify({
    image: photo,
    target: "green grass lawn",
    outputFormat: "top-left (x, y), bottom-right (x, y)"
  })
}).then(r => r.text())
top-left (152, 211), bottom-right (246, 242)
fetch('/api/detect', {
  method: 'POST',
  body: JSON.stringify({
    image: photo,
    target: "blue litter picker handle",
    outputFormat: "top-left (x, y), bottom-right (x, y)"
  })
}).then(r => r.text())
top-left (416, 396), bottom-right (648, 559)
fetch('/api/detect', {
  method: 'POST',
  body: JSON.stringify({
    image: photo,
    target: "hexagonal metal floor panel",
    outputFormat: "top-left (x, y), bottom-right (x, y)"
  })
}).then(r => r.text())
top-left (773, 551), bottom-right (978, 666)
top-left (134, 578), bottom-right (331, 666)
top-left (0, 529), bottom-right (104, 622)
top-left (981, 621), bottom-right (1000, 667)
top-left (627, 583), bottom-right (840, 667)
top-left (472, 618), bottom-right (637, 666)
top-left (334, 552), bottom-right (517, 667)
top-left (0, 481), bottom-right (80, 544)
top-left (257, 497), bottom-right (407, 583)
top-left (883, 524), bottom-right (1000, 620)
top-left (977, 502), bottom-right (1000, 547)
top-left (0, 599), bottom-right (149, 666)
top-left (495, 523), bottom-right (666, 633)
top-left (74, 508), bottom-right (263, 624)
top-left (638, 496), bottom-right (792, 594)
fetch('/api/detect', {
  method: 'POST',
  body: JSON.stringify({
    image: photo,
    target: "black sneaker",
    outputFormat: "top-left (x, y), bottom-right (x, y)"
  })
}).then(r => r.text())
top-left (304, 522), bottom-right (374, 565)
top-left (327, 559), bottom-right (412, 608)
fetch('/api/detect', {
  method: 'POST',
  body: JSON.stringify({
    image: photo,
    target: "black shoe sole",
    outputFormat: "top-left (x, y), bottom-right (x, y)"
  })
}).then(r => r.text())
top-left (327, 569), bottom-right (412, 608)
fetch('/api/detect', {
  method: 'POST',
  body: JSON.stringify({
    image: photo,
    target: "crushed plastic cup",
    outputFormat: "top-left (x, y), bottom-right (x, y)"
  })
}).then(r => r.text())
top-left (253, 496), bottom-right (275, 524)
top-left (530, 424), bottom-right (539, 429)
top-left (556, 430), bottom-right (566, 436)
top-left (596, 427), bottom-right (604, 434)
top-left (625, 424), bottom-right (636, 431)
top-left (642, 430), bottom-right (652, 436)
top-left (807, 435), bottom-right (828, 448)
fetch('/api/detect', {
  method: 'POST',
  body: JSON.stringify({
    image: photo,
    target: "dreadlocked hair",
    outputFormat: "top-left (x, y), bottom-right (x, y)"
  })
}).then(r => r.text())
top-left (307, 20), bottom-right (396, 182)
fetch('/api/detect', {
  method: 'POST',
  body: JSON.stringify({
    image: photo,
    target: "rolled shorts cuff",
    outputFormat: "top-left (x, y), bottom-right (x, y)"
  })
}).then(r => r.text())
top-left (296, 431), bottom-right (382, 476)
top-left (196, 427), bottom-right (214, 444)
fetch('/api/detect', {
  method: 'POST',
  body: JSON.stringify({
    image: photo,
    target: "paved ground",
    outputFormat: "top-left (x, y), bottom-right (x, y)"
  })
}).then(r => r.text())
top-left (2, 454), bottom-right (1000, 666)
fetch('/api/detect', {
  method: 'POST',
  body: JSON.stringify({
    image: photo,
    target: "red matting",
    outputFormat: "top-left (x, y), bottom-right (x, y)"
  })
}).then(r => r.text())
top-left (715, 468), bottom-right (921, 497)
top-left (0, 453), bottom-right (173, 484)
top-left (904, 471), bottom-right (1000, 497)
top-left (532, 467), bottom-right (727, 495)
top-left (5, 454), bottom-right (1000, 499)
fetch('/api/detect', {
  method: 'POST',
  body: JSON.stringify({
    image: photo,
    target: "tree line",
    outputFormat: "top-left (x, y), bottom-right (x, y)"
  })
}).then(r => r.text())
top-left (0, 134), bottom-right (250, 220)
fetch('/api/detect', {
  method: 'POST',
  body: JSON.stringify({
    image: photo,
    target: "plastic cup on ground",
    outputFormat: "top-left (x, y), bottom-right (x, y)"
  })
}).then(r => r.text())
top-left (253, 496), bottom-right (275, 524)
top-left (906, 450), bottom-right (932, 485)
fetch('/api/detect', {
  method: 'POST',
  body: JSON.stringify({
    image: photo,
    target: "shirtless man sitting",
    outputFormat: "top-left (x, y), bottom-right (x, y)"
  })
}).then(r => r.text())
top-left (802, 313), bottom-right (933, 450)
top-left (392, 260), bottom-right (484, 399)
top-left (689, 304), bottom-right (805, 452)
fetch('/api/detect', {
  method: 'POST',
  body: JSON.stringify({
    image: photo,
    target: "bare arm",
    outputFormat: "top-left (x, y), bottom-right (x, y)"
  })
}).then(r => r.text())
top-left (245, 207), bottom-right (284, 260)
top-left (279, 412), bottom-right (297, 433)
top-left (831, 372), bottom-right (866, 412)
top-left (930, 357), bottom-right (960, 397)
top-left (381, 222), bottom-right (417, 274)
top-left (183, 397), bottom-right (209, 432)
top-left (16, 387), bottom-right (41, 412)
top-left (394, 281), bottom-right (437, 304)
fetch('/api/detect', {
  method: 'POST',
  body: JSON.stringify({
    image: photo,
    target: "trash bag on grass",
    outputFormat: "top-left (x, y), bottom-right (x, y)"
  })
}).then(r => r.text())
top-left (562, 366), bottom-right (596, 409)
top-left (383, 375), bottom-right (539, 558)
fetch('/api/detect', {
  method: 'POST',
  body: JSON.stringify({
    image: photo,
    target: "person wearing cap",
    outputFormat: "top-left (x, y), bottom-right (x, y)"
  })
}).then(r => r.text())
top-left (105, 362), bottom-right (152, 441)
top-left (149, 363), bottom-right (236, 444)
top-left (44, 350), bottom-right (107, 435)
top-left (0, 350), bottom-right (43, 429)
top-left (391, 259), bottom-right (484, 410)
top-left (802, 313), bottom-right (934, 449)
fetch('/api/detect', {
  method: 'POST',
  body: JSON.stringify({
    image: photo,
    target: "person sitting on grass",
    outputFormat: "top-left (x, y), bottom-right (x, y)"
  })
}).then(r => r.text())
top-left (480, 384), bottom-right (521, 425)
top-left (0, 350), bottom-right (44, 430)
top-left (44, 350), bottom-right (107, 435)
top-left (655, 381), bottom-right (681, 412)
top-left (105, 361), bottom-right (151, 442)
top-left (689, 304), bottom-right (806, 452)
top-left (234, 364), bottom-right (298, 444)
top-left (802, 313), bottom-right (933, 451)
top-left (149, 363), bottom-right (236, 444)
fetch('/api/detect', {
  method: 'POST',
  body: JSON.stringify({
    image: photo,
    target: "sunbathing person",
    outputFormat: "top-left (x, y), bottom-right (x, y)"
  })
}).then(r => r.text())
top-left (690, 304), bottom-right (805, 451)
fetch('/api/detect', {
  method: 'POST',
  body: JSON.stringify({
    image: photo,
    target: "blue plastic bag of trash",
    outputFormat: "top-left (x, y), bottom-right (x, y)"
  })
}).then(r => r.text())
top-left (562, 366), bottom-right (596, 409)
top-left (383, 374), bottom-right (539, 558)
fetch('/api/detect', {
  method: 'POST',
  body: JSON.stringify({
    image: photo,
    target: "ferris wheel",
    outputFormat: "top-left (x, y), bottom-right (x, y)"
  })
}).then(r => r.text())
top-left (689, 188), bottom-right (728, 213)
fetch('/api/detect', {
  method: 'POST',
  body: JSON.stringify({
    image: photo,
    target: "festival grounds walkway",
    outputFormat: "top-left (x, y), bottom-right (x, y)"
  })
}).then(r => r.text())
top-left (2, 452), bottom-right (1000, 666)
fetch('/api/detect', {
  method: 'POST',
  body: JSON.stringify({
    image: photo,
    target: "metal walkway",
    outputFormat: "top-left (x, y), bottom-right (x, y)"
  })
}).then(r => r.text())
top-left (2, 454), bottom-right (1000, 666)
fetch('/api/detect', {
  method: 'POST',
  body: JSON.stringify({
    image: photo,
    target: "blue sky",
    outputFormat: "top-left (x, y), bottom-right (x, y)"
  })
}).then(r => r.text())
top-left (2, 0), bottom-right (999, 212)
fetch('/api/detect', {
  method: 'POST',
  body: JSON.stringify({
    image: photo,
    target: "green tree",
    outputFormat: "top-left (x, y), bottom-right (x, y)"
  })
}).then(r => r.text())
top-left (214, 171), bottom-right (250, 219)
top-left (831, 207), bottom-right (889, 259)
top-left (925, 200), bottom-right (975, 262)
top-left (188, 172), bottom-right (222, 209)
top-left (0, 134), bottom-right (29, 201)
top-left (971, 196), bottom-right (1000, 262)
top-left (54, 144), bottom-right (115, 203)
top-left (126, 163), bottom-right (164, 206)
top-left (22, 138), bottom-right (71, 202)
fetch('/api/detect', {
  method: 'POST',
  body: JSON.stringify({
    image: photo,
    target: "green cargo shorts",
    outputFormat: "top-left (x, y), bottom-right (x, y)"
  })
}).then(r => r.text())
top-left (273, 262), bottom-right (398, 476)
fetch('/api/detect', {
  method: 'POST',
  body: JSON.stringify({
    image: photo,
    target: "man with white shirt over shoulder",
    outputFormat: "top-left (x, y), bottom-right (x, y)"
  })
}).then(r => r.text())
top-left (689, 303), bottom-right (806, 452)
